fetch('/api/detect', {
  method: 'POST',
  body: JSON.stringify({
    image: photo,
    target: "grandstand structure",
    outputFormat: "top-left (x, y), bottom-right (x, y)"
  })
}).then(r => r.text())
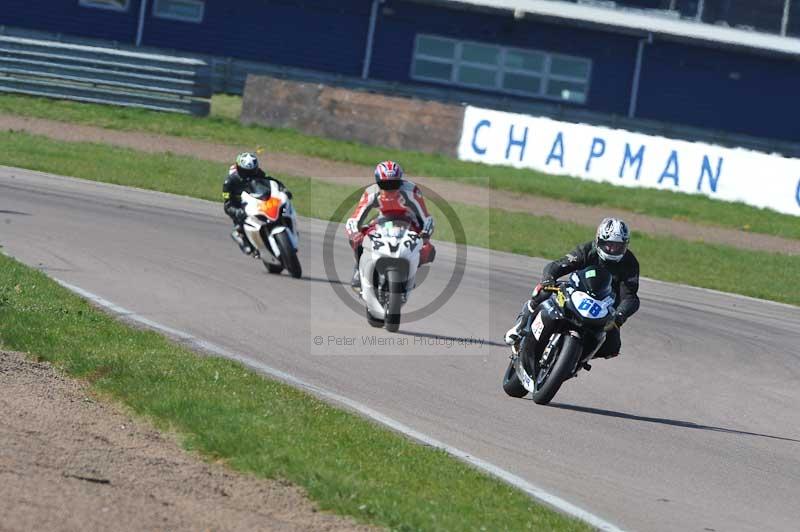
top-left (2, 0), bottom-right (799, 149)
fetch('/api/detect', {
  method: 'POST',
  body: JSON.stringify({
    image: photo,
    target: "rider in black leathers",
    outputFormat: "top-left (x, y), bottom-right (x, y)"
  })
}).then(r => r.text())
top-left (504, 217), bottom-right (640, 359)
top-left (223, 152), bottom-right (290, 255)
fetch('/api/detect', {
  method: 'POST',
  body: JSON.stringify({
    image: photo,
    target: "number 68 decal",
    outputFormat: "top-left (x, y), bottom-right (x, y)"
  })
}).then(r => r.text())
top-left (578, 298), bottom-right (603, 317)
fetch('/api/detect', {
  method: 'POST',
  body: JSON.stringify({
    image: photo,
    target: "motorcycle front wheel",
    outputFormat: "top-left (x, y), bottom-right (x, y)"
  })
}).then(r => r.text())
top-left (275, 231), bottom-right (302, 278)
top-left (384, 269), bottom-right (404, 332)
top-left (531, 334), bottom-right (581, 405)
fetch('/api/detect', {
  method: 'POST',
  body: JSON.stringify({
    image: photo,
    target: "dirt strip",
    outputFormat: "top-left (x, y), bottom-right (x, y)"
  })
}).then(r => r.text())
top-left (0, 350), bottom-right (375, 532)
top-left (2, 114), bottom-right (797, 256)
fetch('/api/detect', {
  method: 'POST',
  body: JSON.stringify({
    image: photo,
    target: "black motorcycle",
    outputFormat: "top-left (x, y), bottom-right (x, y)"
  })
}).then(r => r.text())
top-left (502, 266), bottom-right (616, 405)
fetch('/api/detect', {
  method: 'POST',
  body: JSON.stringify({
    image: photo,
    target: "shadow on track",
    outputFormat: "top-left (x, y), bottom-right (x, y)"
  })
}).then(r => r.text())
top-left (551, 403), bottom-right (800, 443)
top-left (298, 275), bottom-right (350, 286)
top-left (0, 210), bottom-right (30, 216)
top-left (395, 329), bottom-right (507, 348)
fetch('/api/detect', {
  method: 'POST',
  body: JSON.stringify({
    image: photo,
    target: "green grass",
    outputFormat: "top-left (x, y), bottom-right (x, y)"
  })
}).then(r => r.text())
top-left (210, 93), bottom-right (243, 120)
top-left (0, 254), bottom-right (590, 532)
top-left (1, 129), bottom-right (797, 306)
top-left (1, 93), bottom-right (798, 240)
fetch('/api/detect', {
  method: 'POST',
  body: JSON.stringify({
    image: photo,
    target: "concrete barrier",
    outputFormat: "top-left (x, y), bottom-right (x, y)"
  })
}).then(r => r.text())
top-left (241, 75), bottom-right (464, 156)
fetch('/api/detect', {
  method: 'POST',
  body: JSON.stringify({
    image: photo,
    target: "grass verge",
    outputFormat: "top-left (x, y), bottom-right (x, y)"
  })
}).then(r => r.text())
top-left (0, 93), bottom-right (797, 240)
top-left (0, 253), bottom-right (590, 531)
top-left (1, 129), bottom-right (798, 306)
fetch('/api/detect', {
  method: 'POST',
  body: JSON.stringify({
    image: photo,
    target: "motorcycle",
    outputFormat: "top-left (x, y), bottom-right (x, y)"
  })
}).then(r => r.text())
top-left (239, 181), bottom-right (302, 278)
top-left (502, 266), bottom-right (616, 405)
top-left (356, 217), bottom-right (422, 332)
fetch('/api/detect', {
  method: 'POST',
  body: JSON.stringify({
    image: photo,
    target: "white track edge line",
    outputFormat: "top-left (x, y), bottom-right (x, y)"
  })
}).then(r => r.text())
top-left (54, 278), bottom-right (624, 532)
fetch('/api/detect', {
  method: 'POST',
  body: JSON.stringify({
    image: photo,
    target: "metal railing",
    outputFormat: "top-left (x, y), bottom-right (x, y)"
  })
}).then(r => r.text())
top-left (0, 36), bottom-right (212, 115)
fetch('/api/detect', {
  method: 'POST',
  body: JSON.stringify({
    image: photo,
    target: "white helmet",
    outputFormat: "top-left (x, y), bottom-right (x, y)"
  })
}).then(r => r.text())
top-left (235, 152), bottom-right (259, 178)
top-left (595, 217), bottom-right (630, 262)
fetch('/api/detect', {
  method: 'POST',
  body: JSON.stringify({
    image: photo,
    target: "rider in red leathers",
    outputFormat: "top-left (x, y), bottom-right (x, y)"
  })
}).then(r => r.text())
top-left (345, 161), bottom-right (435, 289)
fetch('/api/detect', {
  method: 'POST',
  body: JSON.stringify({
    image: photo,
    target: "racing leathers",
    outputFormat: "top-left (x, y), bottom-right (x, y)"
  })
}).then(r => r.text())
top-left (345, 181), bottom-right (436, 266)
top-left (222, 165), bottom-right (289, 254)
top-left (507, 241), bottom-right (640, 358)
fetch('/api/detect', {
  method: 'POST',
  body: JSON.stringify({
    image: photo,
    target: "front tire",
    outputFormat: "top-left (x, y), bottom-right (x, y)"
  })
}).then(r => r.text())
top-left (384, 269), bottom-right (404, 333)
top-left (502, 359), bottom-right (528, 398)
top-left (275, 231), bottom-right (302, 278)
top-left (531, 334), bottom-right (581, 405)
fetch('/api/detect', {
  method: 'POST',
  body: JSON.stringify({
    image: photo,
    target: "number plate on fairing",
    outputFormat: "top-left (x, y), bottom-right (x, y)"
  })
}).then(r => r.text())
top-left (570, 291), bottom-right (614, 319)
top-left (531, 312), bottom-right (544, 340)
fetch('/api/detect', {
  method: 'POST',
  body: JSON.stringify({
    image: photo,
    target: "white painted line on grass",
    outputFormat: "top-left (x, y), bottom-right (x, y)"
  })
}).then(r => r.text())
top-left (56, 278), bottom-right (625, 532)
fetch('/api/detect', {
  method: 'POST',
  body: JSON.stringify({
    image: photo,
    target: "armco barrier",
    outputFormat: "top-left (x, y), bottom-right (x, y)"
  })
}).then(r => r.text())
top-left (0, 36), bottom-right (211, 115)
top-left (458, 105), bottom-right (800, 217)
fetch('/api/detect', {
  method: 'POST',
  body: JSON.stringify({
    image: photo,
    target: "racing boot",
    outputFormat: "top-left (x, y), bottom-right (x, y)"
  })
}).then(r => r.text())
top-left (231, 228), bottom-right (253, 255)
top-left (504, 300), bottom-right (535, 348)
top-left (351, 265), bottom-right (361, 292)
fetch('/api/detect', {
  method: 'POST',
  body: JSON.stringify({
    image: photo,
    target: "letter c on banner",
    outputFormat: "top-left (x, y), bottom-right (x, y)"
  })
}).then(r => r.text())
top-left (471, 119), bottom-right (491, 155)
top-left (796, 178), bottom-right (800, 207)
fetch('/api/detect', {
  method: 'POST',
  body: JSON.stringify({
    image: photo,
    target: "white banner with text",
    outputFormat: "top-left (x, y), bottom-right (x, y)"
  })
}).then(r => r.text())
top-left (457, 106), bottom-right (800, 216)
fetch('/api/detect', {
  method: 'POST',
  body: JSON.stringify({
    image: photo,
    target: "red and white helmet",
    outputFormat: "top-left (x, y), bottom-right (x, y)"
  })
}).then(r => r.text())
top-left (374, 160), bottom-right (404, 190)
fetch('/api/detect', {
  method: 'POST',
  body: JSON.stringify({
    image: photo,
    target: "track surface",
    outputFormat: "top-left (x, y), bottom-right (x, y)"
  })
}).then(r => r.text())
top-left (2, 167), bottom-right (799, 532)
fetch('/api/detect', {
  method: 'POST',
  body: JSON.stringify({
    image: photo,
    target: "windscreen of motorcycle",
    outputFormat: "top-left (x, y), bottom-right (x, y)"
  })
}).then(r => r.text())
top-left (249, 181), bottom-right (271, 199)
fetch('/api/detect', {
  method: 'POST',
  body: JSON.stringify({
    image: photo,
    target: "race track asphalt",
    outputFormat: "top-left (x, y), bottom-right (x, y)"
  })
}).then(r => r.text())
top-left (2, 167), bottom-right (799, 532)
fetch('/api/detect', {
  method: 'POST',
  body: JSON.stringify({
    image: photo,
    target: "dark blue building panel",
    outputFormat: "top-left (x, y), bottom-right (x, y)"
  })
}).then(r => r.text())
top-left (2, 0), bottom-right (799, 144)
top-left (637, 41), bottom-right (800, 142)
top-left (369, 1), bottom-right (640, 116)
top-left (142, 0), bottom-right (372, 76)
top-left (1, 0), bottom-right (140, 43)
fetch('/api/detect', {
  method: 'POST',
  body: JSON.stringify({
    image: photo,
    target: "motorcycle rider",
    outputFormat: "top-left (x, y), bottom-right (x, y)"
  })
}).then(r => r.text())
top-left (504, 217), bottom-right (640, 360)
top-left (223, 152), bottom-right (291, 255)
top-left (345, 161), bottom-right (436, 290)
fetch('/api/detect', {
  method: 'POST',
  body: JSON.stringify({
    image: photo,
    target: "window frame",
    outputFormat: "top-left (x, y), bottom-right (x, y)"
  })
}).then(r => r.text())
top-left (78, 0), bottom-right (130, 12)
top-left (411, 34), bottom-right (592, 105)
top-left (152, 0), bottom-right (206, 24)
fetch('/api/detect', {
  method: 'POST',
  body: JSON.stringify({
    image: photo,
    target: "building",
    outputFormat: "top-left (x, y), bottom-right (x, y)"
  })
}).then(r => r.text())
top-left (2, 0), bottom-right (799, 147)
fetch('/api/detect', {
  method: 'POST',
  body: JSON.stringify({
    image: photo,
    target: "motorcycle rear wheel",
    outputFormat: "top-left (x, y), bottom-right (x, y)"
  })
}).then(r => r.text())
top-left (502, 359), bottom-right (528, 398)
top-left (262, 258), bottom-right (283, 274)
top-left (366, 307), bottom-right (384, 328)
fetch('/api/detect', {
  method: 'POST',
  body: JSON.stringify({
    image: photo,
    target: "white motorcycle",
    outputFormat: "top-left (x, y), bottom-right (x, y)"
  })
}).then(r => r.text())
top-left (240, 181), bottom-right (302, 278)
top-left (357, 218), bottom-right (421, 332)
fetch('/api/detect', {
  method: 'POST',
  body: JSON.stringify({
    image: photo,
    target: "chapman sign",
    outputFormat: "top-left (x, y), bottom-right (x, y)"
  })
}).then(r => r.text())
top-left (458, 106), bottom-right (800, 217)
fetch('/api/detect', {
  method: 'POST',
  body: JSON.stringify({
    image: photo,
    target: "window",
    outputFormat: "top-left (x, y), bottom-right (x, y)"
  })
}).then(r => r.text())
top-left (153, 0), bottom-right (205, 23)
top-left (411, 35), bottom-right (592, 104)
top-left (79, 0), bottom-right (129, 11)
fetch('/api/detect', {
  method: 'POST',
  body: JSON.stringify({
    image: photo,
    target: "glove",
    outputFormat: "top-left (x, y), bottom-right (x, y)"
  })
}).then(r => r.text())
top-left (421, 218), bottom-right (434, 238)
top-left (532, 278), bottom-right (557, 297)
top-left (345, 218), bottom-right (360, 235)
top-left (604, 312), bottom-right (626, 331)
